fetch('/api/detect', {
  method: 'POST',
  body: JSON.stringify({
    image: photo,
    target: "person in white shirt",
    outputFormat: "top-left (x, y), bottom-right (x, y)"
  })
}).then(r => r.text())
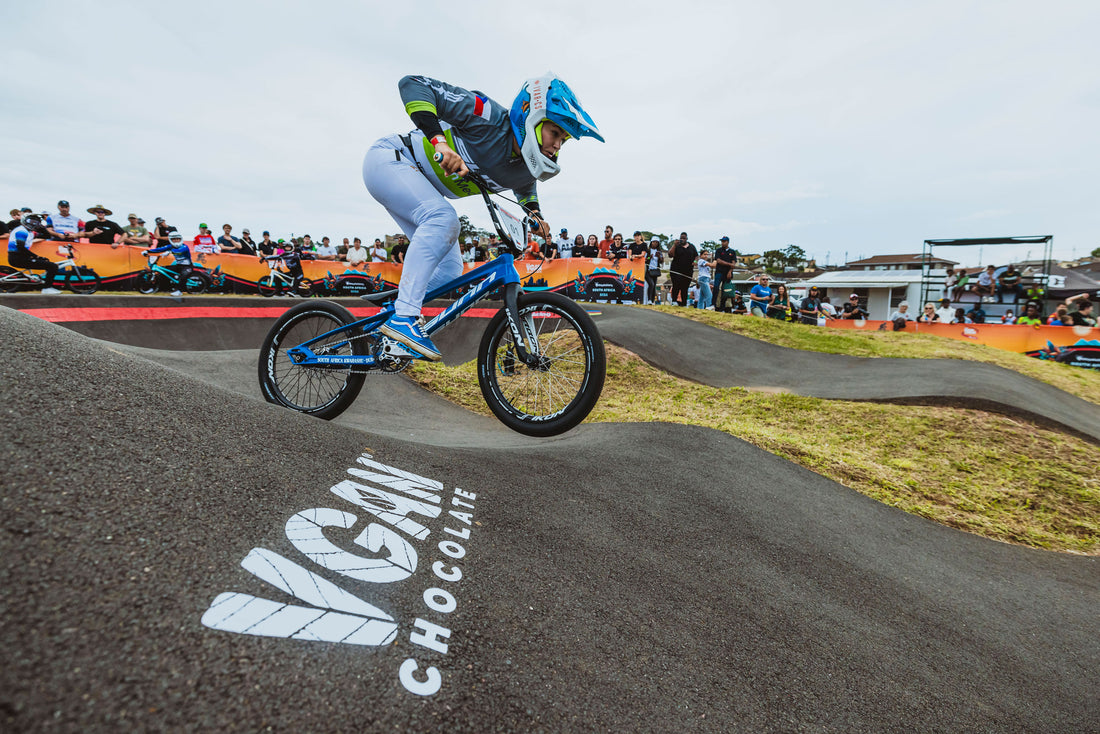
top-left (314, 236), bottom-right (338, 260)
top-left (371, 238), bottom-right (388, 262)
top-left (935, 298), bottom-right (957, 323)
top-left (45, 200), bottom-right (83, 240)
top-left (346, 238), bottom-right (369, 268)
top-left (555, 228), bottom-right (573, 258)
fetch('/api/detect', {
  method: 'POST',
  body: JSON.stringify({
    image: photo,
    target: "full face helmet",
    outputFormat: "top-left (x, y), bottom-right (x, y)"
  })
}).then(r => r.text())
top-left (21, 213), bottom-right (44, 232)
top-left (168, 231), bottom-right (184, 244)
top-left (510, 73), bottom-right (604, 182)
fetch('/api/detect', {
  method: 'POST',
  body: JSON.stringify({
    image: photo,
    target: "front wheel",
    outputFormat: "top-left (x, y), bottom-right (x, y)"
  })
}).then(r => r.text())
top-left (67, 271), bottom-right (100, 295)
top-left (477, 292), bottom-right (606, 437)
top-left (135, 271), bottom-right (158, 294)
top-left (258, 300), bottom-right (368, 420)
top-left (257, 275), bottom-right (279, 297)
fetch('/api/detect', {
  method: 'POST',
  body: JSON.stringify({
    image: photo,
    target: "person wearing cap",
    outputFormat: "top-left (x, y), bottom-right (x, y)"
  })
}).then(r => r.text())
top-left (257, 230), bottom-right (275, 257)
top-left (238, 228), bottom-right (257, 256)
top-left (151, 217), bottom-right (176, 248)
top-left (748, 274), bottom-right (773, 317)
top-left (193, 224), bottom-right (219, 254)
top-left (841, 293), bottom-right (870, 320)
top-left (84, 205), bottom-right (123, 247)
top-left (712, 236), bottom-right (738, 309)
top-left (555, 227), bottom-right (573, 258)
top-left (119, 213), bottom-right (152, 246)
top-left (798, 285), bottom-right (824, 324)
top-left (45, 200), bottom-right (84, 241)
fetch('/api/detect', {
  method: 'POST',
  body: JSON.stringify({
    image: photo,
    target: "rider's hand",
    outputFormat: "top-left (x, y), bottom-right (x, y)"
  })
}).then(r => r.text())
top-left (530, 215), bottom-right (551, 241)
top-left (433, 142), bottom-right (469, 177)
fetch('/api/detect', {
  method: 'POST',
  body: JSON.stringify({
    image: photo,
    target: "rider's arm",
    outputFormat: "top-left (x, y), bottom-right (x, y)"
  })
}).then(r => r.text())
top-left (399, 75), bottom-right (493, 176)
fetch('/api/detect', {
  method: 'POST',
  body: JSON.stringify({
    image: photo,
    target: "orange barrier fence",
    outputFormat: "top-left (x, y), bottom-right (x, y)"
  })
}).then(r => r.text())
top-left (1, 238), bottom-right (646, 301)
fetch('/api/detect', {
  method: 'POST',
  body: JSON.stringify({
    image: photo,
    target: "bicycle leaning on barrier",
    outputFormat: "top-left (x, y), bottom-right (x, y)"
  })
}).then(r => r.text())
top-left (258, 169), bottom-right (606, 437)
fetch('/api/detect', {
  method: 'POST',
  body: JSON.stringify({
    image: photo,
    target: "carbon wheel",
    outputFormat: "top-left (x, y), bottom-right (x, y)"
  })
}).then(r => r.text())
top-left (258, 301), bottom-right (368, 420)
top-left (476, 292), bottom-right (605, 437)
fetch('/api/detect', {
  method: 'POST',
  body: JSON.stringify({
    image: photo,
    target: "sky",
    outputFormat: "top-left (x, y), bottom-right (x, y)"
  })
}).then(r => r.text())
top-left (4, 0), bottom-right (1098, 267)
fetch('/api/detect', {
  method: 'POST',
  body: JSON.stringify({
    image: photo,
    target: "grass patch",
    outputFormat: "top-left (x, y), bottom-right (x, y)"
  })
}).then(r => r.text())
top-left (409, 344), bottom-right (1099, 555)
top-left (646, 305), bottom-right (1100, 405)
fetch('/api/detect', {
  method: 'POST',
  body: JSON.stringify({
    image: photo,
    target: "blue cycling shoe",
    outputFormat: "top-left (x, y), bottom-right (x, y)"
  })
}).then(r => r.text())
top-left (378, 315), bottom-right (442, 362)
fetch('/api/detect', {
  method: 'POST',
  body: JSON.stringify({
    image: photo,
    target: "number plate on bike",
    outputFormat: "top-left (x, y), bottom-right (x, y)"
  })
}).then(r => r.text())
top-left (491, 200), bottom-right (527, 248)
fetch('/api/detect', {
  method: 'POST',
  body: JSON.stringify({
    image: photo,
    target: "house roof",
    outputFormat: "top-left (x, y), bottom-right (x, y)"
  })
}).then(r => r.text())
top-left (845, 253), bottom-right (957, 267)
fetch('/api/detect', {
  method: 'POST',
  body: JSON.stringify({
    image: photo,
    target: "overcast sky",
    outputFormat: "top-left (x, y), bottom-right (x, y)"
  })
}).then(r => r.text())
top-left (4, 0), bottom-right (1097, 266)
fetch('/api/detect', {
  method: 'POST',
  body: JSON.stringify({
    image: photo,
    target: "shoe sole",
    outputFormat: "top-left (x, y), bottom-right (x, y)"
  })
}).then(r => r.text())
top-left (378, 323), bottom-right (442, 362)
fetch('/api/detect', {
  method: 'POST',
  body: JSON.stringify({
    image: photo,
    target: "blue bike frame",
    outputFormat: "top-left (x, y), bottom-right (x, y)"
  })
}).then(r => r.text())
top-left (286, 252), bottom-right (524, 369)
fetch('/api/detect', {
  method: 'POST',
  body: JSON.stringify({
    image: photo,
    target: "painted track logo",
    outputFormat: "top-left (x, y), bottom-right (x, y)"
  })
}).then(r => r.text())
top-left (200, 453), bottom-right (478, 696)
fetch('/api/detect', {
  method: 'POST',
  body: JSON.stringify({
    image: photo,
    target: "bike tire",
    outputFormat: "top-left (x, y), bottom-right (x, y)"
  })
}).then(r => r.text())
top-left (477, 291), bottom-right (605, 437)
top-left (136, 271), bottom-right (158, 294)
top-left (257, 276), bottom-right (278, 297)
top-left (68, 271), bottom-right (100, 295)
top-left (0, 266), bottom-right (21, 293)
top-left (258, 300), bottom-right (368, 420)
top-left (185, 271), bottom-right (211, 295)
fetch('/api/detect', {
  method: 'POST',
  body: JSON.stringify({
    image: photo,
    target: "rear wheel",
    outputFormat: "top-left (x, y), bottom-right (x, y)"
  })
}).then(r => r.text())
top-left (258, 301), bottom-right (368, 419)
top-left (185, 271), bottom-right (211, 294)
top-left (0, 266), bottom-right (21, 293)
top-left (67, 271), bottom-right (100, 295)
top-left (476, 291), bottom-right (605, 437)
top-left (136, 271), bottom-right (158, 294)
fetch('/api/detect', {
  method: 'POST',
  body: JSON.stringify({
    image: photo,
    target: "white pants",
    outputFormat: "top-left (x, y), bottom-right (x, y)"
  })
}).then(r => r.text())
top-left (362, 135), bottom-right (463, 318)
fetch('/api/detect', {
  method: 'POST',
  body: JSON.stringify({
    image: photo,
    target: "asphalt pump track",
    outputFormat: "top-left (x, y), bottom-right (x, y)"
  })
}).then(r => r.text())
top-left (1, 300), bottom-right (1097, 732)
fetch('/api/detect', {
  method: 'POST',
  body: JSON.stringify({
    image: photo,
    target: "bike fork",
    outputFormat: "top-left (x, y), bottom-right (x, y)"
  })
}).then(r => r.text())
top-left (502, 283), bottom-right (540, 365)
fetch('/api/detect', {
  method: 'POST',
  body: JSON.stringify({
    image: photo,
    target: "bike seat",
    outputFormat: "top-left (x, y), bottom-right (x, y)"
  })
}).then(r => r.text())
top-left (360, 289), bottom-right (398, 305)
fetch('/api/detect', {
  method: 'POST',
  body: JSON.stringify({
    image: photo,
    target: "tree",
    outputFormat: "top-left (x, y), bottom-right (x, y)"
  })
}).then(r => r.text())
top-left (760, 249), bottom-right (787, 273)
top-left (458, 214), bottom-right (492, 243)
top-left (782, 244), bottom-right (806, 268)
top-left (1091, 246), bottom-right (1100, 258)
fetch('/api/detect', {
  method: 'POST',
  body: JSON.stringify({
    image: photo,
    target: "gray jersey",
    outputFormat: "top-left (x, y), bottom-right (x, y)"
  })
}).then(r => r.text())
top-left (398, 75), bottom-right (537, 208)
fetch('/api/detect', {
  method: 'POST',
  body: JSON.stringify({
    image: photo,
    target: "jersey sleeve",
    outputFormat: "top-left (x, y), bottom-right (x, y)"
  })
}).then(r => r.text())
top-left (399, 75), bottom-right (491, 131)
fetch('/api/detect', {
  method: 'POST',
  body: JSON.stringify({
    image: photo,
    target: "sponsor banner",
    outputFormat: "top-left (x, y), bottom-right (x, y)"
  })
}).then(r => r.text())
top-left (825, 318), bottom-right (1100, 367)
top-left (1, 237), bottom-right (645, 301)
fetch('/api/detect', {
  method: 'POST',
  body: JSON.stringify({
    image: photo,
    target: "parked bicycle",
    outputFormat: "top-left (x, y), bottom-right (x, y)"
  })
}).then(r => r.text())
top-left (135, 254), bottom-right (211, 294)
top-left (0, 244), bottom-right (100, 294)
top-left (258, 170), bottom-right (606, 437)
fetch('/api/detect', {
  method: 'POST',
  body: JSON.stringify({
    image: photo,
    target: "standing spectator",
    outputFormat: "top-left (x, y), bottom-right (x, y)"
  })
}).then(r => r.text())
top-left (46, 200), bottom-right (83, 241)
top-left (299, 234), bottom-right (316, 256)
top-left (151, 217), bottom-right (175, 248)
top-left (347, 238), bottom-right (369, 268)
top-left (83, 205), bottom-right (124, 247)
top-left (238, 229), bottom-right (257, 255)
top-left (1017, 301), bottom-right (1044, 325)
top-left (598, 225), bottom-right (614, 258)
top-left (889, 301), bottom-right (914, 323)
top-left (645, 237), bottom-right (663, 305)
top-left (667, 232), bottom-right (697, 307)
top-left (842, 293), bottom-right (869, 320)
top-left (608, 233), bottom-right (628, 260)
top-left (257, 230), bottom-right (276, 256)
top-left (1065, 294), bottom-right (1096, 327)
top-left (6, 208), bottom-right (26, 232)
top-left (579, 234), bottom-right (600, 258)
top-left (569, 234), bottom-right (585, 260)
top-left (695, 250), bottom-right (713, 310)
top-left (712, 236), bottom-right (738, 309)
top-left (541, 234), bottom-right (558, 260)
top-left (193, 224), bottom-right (219, 254)
top-left (748, 275), bottom-right (773, 317)
top-left (918, 303), bottom-right (938, 323)
top-left (474, 238), bottom-right (489, 262)
top-left (338, 237), bottom-right (351, 259)
top-left (628, 232), bottom-right (648, 275)
top-left (119, 213), bottom-right (152, 247)
top-left (799, 285), bottom-right (824, 324)
top-left (768, 283), bottom-right (791, 320)
top-left (371, 238), bottom-right (388, 262)
top-left (555, 228), bottom-right (573, 258)
top-left (819, 296), bottom-right (838, 318)
top-left (935, 297), bottom-right (956, 323)
top-left (315, 236), bottom-right (338, 260)
top-left (461, 240), bottom-right (476, 263)
top-left (997, 263), bottom-right (1023, 303)
top-left (524, 235), bottom-right (547, 261)
top-left (7, 213), bottom-right (61, 293)
top-left (390, 237), bottom-right (409, 264)
top-left (972, 265), bottom-right (996, 302)
top-left (217, 223), bottom-right (242, 253)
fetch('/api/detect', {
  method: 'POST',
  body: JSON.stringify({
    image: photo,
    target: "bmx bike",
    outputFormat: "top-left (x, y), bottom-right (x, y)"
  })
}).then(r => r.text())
top-left (136, 254), bottom-right (212, 294)
top-left (0, 244), bottom-right (101, 294)
top-left (258, 171), bottom-right (606, 437)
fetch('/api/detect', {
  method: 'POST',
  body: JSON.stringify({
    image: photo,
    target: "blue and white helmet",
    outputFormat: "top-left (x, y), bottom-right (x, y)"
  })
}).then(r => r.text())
top-left (510, 73), bottom-right (604, 182)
